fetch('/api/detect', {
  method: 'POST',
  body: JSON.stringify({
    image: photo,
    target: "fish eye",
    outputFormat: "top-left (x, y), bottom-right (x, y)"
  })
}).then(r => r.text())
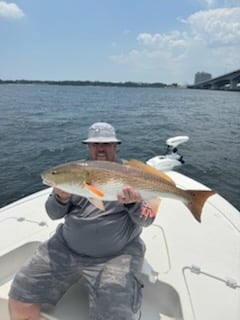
top-left (51, 170), bottom-right (57, 175)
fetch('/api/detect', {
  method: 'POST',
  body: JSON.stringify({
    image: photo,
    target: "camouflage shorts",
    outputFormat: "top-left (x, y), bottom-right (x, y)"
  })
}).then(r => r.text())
top-left (9, 230), bottom-right (145, 320)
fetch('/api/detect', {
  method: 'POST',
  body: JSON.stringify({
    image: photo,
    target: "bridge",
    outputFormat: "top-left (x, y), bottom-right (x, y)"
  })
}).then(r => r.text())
top-left (188, 69), bottom-right (240, 91)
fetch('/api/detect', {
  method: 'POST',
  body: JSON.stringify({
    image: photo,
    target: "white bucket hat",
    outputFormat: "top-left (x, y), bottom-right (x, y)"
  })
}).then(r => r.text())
top-left (82, 122), bottom-right (121, 144)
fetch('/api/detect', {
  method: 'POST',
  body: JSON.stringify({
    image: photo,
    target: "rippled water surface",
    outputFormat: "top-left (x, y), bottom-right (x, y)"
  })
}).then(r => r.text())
top-left (0, 84), bottom-right (239, 210)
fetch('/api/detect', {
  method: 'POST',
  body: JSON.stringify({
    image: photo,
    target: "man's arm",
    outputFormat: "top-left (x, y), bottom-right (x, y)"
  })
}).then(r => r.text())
top-left (45, 188), bottom-right (72, 220)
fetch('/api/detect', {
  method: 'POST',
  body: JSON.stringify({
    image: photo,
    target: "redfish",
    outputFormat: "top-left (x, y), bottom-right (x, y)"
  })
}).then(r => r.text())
top-left (42, 159), bottom-right (215, 222)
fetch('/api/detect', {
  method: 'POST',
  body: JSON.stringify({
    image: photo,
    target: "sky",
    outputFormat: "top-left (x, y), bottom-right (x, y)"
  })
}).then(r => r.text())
top-left (0, 0), bottom-right (240, 85)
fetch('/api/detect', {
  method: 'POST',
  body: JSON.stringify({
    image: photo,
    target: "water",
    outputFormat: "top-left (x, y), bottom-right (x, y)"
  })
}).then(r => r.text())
top-left (0, 84), bottom-right (239, 210)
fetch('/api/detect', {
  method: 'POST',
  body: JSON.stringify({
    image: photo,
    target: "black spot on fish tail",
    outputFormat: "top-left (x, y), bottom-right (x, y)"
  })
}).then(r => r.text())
top-left (186, 189), bottom-right (215, 222)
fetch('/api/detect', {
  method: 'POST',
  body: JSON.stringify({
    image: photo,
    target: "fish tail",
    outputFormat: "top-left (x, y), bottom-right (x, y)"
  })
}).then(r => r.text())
top-left (186, 190), bottom-right (215, 222)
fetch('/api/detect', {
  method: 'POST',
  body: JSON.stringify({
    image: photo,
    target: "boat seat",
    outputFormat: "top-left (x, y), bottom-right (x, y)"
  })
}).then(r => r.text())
top-left (0, 298), bottom-right (12, 320)
top-left (0, 242), bottom-right (41, 284)
top-left (141, 258), bottom-right (159, 283)
top-left (0, 297), bottom-right (57, 320)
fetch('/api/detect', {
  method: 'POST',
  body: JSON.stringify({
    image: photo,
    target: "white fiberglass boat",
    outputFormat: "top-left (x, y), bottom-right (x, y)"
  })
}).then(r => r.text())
top-left (0, 137), bottom-right (239, 320)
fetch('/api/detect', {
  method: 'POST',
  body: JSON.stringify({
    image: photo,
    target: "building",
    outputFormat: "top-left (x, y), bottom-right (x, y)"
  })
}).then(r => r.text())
top-left (194, 72), bottom-right (212, 84)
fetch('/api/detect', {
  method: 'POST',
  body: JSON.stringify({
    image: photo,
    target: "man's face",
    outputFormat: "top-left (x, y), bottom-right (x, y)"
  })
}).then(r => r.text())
top-left (87, 143), bottom-right (117, 161)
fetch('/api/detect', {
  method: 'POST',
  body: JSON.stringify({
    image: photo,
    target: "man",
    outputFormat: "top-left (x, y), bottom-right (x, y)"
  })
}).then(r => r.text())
top-left (8, 122), bottom-right (155, 320)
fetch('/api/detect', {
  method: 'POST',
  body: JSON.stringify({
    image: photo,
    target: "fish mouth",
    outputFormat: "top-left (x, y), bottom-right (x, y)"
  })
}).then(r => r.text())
top-left (42, 177), bottom-right (54, 187)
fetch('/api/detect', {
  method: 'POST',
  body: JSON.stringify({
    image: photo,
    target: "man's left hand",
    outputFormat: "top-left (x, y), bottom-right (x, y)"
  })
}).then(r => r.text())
top-left (117, 186), bottom-right (142, 204)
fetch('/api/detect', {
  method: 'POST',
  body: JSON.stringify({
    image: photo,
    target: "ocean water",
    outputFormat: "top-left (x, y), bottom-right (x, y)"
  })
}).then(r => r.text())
top-left (0, 84), bottom-right (239, 210)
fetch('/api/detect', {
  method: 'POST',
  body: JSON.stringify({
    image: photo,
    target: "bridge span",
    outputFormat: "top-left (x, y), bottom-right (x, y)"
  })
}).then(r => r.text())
top-left (188, 69), bottom-right (240, 91)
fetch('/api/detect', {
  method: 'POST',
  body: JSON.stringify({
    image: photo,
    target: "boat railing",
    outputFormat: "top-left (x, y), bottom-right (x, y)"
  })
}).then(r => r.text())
top-left (182, 264), bottom-right (240, 320)
top-left (184, 264), bottom-right (240, 289)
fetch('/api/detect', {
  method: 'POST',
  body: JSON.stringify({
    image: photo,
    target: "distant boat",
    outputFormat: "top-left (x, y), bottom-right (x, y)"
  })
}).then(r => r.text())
top-left (1, 137), bottom-right (239, 320)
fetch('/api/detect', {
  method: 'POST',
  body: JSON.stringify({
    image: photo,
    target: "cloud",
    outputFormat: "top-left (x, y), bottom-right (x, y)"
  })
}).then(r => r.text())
top-left (183, 7), bottom-right (240, 46)
top-left (110, 6), bottom-right (240, 82)
top-left (137, 31), bottom-right (189, 50)
top-left (202, 0), bottom-right (240, 8)
top-left (0, 1), bottom-right (25, 18)
top-left (111, 31), bottom-right (189, 66)
top-left (136, 7), bottom-right (240, 50)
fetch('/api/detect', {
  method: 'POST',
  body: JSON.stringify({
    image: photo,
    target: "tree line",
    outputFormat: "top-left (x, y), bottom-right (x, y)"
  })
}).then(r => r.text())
top-left (0, 79), bottom-right (179, 88)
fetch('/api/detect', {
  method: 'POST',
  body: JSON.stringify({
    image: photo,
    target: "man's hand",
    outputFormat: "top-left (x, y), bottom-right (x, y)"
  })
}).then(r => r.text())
top-left (54, 188), bottom-right (71, 204)
top-left (117, 186), bottom-right (142, 204)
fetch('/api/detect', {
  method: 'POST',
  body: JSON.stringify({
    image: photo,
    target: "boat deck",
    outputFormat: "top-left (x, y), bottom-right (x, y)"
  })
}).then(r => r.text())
top-left (1, 171), bottom-right (240, 319)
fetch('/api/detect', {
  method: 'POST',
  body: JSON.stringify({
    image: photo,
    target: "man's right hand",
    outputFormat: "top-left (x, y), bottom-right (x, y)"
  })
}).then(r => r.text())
top-left (54, 188), bottom-right (71, 204)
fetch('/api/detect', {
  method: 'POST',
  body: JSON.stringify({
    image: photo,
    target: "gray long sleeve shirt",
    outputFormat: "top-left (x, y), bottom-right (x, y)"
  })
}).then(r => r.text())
top-left (45, 193), bottom-right (154, 258)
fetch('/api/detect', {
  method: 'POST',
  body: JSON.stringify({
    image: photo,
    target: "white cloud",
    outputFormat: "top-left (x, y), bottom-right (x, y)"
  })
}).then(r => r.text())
top-left (183, 7), bottom-right (240, 46)
top-left (0, 1), bottom-right (25, 18)
top-left (110, 6), bottom-right (240, 83)
top-left (202, 0), bottom-right (240, 8)
top-left (137, 31), bottom-right (189, 50)
top-left (138, 8), bottom-right (240, 49)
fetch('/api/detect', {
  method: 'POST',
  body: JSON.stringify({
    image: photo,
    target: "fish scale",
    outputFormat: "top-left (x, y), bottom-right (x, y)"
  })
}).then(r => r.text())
top-left (42, 159), bottom-right (215, 222)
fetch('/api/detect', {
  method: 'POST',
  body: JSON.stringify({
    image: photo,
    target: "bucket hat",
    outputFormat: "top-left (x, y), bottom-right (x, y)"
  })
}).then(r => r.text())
top-left (82, 122), bottom-right (121, 144)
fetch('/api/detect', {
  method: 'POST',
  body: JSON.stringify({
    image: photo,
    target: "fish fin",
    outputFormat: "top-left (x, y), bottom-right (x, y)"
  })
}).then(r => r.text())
top-left (85, 183), bottom-right (104, 198)
top-left (186, 190), bottom-right (215, 222)
top-left (126, 159), bottom-right (176, 185)
top-left (88, 198), bottom-right (105, 210)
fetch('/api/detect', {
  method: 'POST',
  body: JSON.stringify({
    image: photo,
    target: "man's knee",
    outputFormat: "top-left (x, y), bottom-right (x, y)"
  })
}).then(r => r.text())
top-left (8, 297), bottom-right (41, 320)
